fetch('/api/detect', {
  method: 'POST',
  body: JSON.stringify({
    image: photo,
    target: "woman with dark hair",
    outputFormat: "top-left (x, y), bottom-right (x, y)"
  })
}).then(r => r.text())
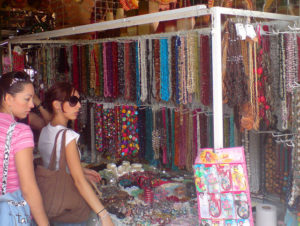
top-left (0, 71), bottom-right (49, 225)
top-left (38, 82), bottom-right (114, 226)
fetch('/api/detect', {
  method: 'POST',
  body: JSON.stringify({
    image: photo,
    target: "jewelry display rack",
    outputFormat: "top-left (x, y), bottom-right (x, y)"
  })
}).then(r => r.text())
top-left (1, 5), bottom-right (299, 150)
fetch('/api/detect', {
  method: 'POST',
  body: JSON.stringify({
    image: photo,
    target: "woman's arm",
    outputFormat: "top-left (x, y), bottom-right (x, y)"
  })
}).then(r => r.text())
top-left (15, 147), bottom-right (49, 226)
top-left (65, 139), bottom-right (114, 226)
top-left (28, 112), bottom-right (47, 131)
top-left (33, 94), bottom-right (52, 124)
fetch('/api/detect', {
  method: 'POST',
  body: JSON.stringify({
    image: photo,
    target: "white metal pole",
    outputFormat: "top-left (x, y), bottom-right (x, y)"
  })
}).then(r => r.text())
top-left (211, 7), bottom-right (223, 149)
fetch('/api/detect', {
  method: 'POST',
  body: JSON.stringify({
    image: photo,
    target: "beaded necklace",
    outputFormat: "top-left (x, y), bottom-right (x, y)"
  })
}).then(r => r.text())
top-left (145, 108), bottom-right (154, 163)
top-left (93, 44), bottom-right (100, 96)
top-left (199, 113), bottom-right (208, 148)
top-left (112, 42), bottom-right (119, 98)
top-left (168, 37), bottom-right (172, 104)
top-left (154, 39), bottom-right (161, 102)
top-left (269, 35), bottom-right (281, 125)
top-left (136, 41), bottom-right (141, 106)
top-left (160, 39), bottom-right (170, 102)
top-left (175, 36), bottom-right (180, 104)
top-left (138, 107), bottom-right (146, 159)
top-left (139, 39), bottom-right (148, 103)
top-left (186, 111), bottom-right (193, 171)
top-left (72, 45), bottom-right (80, 91)
top-left (67, 46), bottom-right (72, 83)
top-left (106, 42), bottom-right (113, 98)
top-left (187, 33), bottom-right (197, 103)
top-left (243, 130), bottom-right (250, 179)
top-left (102, 43), bottom-right (108, 98)
top-left (57, 47), bottom-right (69, 74)
top-left (257, 31), bottom-right (273, 130)
top-left (80, 45), bottom-right (87, 95)
top-left (195, 35), bottom-right (202, 104)
top-left (46, 47), bottom-right (51, 88)
top-left (94, 103), bottom-right (103, 152)
top-left (289, 88), bottom-right (300, 205)
top-left (115, 106), bottom-right (122, 157)
top-left (180, 36), bottom-right (187, 104)
top-left (146, 39), bottom-right (152, 103)
top-left (192, 110), bottom-right (199, 164)
top-left (200, 35), bottom-right (211, 106)
top-left (253, 41), bottom-right (260, 130)
top-left (78, 46), bottom-right (82, 93)
top-left (130, 42), bottom-right (137, 102)
top-left (89, 45), bottom-right (96, 97)
top-left (170, 37), bottom-right (176, 103)
top-left (167, 108), bottom-right (172, 169)
top-left (152, 108), bottom-right (160, 160)
top-left (151, 40), bottom-right (156, 102)
top-left (227, 22), bottom-right (248, 107)
top-left (124, 42), bottom-right (131, 101)
top-left (279, 34), bottom-right (288, 130)
top-left (264, 135), bottom-right (275, 194)
top-left (118, 42), bottom-right (125, 97)
top-left (297, 36), bottom-right (300, 83)
top-left (179, 110), bottom-right (187, 167)
top-left (170, 109), bottom-right (178, 170)
top-left (85, 45), bottom-right (90, 96)
top-left (120, 105), bottom-right (139, 158)
top-left (162, 107), bottom-right (168, 165)
top-left (98, 43), bottom-right (104, 98)
top-left (174, 110), bottom-right (180, 167)
top-left (285, 33), bottom-right (296, 93)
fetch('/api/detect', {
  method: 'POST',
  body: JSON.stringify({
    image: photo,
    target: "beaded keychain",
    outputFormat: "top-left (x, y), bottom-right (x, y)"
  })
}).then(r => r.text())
top-left (199, 192), bottom-right (210, 218)
top-left (194, 165), bottom-right (207, 193)
top-left (224, 219), bottom-right (237, 226)
top-left (234, 193), bottom-right (249, 219)
top-left (221, 193), bottom-right (235, 219)
top-left (208, 193), bottom-right (221, 218)
top-left (200, 219), bottom-right (212, 226)
top-left (205, 165), bottom-right (220, 193)
top-left (211, 220), bottom-right (223, 226)
top-left (231, 164), bottom-right (246, 191)
top-left (217, 164), bottom-right (232, 192)
top-left (237, 219), bottom-right (250, 226)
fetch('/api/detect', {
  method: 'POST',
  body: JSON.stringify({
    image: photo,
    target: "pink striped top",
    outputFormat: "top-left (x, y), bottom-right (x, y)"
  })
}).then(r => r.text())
top-left (0, 113), bottom-right (34, 194)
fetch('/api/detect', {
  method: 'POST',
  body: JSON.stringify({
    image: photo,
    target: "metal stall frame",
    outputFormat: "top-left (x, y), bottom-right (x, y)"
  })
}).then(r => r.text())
top-left (1, 6), bottom-right (299, 149)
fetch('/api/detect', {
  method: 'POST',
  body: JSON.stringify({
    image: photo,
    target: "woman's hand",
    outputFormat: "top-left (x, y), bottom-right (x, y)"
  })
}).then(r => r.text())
top-left (83, 168), bottom-right (101, 183)
top-left (33, 94), bottom-right (42, 107)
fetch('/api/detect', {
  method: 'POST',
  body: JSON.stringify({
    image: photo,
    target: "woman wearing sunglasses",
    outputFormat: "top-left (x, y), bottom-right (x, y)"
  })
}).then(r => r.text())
top-left (38, 82), bottom-right (114, 226)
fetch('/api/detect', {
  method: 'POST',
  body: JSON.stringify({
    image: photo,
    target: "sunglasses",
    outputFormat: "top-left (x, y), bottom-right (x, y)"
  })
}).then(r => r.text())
top-left (68, 96), bottom-right (82, 107)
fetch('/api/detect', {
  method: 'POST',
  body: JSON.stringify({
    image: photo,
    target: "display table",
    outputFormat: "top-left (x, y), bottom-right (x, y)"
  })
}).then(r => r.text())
top-left (93, 167), bottom-right (199, 225)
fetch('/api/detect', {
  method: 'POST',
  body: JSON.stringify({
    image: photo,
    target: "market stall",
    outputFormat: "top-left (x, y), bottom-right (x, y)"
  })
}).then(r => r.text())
top-left (1, 5), bottom-right (300, 226)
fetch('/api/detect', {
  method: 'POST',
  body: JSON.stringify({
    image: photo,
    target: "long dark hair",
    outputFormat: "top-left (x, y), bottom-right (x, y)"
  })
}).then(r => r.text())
top-left (44, 82), bottom-right (76, 114)
top-left (0, 71), bottom-right (32, 107)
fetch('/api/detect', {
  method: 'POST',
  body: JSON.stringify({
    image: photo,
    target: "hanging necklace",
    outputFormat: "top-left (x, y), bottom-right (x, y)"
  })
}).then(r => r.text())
top-left (160, 39), bottom-right (170, 102)
top-left (135, 41), bottom-right (141, 106)
top-left (140, 39), bottom-right (148, 102)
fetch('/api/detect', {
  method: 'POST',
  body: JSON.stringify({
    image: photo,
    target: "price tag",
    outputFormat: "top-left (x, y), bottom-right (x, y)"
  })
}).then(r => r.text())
top-left (235, 23), bottom-right (246, 40)
top-left (245, 24), bottom-right (257, 40)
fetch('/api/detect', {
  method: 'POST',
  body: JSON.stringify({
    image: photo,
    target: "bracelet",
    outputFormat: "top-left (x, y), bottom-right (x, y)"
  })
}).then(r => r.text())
top-left (97, 208), bottom-right (108, 221)
top-left (96, 208), bottom-right (106, 215)
top-left (99, 211), bottom-right (109, 220)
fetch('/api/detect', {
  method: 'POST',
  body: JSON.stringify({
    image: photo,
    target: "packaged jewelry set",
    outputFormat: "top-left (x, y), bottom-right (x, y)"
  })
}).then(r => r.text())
top-left (194, 147), bottom-right (254, 226)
